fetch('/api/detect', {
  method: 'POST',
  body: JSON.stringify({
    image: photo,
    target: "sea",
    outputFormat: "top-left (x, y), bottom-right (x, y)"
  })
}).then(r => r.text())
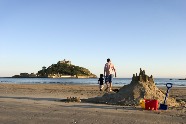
top-left (0, 78), bottom-right (186, 87)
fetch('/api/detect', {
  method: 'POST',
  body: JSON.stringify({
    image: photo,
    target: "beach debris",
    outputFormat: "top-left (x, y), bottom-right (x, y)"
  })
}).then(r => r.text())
top-left (112, 89), bottom-right (119, 93)
top-left (66, 97), bottom-right (81, 103)
top-left (86, 68), bottom-right (179, 107)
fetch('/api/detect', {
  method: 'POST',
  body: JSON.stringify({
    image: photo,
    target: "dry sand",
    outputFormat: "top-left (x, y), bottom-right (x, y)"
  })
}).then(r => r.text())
top-left (0, 83), bottom-right (185, 124)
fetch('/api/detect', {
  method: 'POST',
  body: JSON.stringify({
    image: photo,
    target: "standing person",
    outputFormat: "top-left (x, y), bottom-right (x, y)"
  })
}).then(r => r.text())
top-left (98, 74), bottom-right (104, 91)
top-left (104, 58), bottom-right (116, 91)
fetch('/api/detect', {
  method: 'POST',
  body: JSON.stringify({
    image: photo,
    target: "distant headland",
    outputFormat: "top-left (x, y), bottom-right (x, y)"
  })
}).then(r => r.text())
top-left (178, 78), bottom-right (186, 80)
top-left (12, 59), bottom-right (97, 78)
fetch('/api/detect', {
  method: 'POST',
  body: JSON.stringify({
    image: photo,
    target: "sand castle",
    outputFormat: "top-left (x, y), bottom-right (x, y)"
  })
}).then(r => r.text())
top-left (88, 68), bottom-right (179, 107)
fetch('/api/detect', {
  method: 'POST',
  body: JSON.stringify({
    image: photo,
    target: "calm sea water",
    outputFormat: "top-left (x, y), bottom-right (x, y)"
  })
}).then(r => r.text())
top-left (0, 78), bottom-right (186, 87)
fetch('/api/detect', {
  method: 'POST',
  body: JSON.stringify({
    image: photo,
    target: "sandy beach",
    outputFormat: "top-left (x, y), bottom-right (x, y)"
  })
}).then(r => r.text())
top-left (0, 83), bottom-right (185, 124)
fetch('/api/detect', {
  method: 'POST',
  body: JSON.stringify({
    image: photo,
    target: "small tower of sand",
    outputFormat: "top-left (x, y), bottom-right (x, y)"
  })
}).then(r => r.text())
top-left (88, 68), bottom-right (178, 107)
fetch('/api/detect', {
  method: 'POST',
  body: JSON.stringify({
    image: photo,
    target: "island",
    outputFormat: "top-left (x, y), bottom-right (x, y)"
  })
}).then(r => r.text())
top-left (12, 59), bottom-right (97, 78)
top-left (178, 78), bottom-right (186, 80)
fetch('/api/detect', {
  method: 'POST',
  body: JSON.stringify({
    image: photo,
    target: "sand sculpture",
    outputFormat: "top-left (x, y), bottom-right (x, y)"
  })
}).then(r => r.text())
top-left (88, 68), bottom-right (178, 107)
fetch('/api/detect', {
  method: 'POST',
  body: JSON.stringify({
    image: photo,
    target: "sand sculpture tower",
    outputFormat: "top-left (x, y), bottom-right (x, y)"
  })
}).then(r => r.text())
top-left (132, 68), bottom-right (154, 83)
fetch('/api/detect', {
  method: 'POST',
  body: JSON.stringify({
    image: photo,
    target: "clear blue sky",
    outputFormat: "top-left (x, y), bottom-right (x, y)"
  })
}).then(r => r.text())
top-left (0, 0), bottom-right (186, 78)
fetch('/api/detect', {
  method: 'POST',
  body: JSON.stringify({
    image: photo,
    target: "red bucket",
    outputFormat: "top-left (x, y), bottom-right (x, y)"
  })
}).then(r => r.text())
top-left (145, 99), bottom-right (158, 110)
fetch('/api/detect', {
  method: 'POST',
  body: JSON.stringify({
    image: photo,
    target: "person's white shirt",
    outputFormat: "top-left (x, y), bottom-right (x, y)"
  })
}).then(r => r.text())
top-left (104, 62), bottom-right (116, 76)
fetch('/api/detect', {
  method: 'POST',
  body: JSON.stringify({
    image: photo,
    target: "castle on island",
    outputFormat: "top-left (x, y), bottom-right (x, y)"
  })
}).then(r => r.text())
top-left (59, 59), bottom-right (71, 65)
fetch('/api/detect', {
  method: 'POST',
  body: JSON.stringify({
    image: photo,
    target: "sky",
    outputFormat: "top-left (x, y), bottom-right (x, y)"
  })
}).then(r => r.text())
top-left (0, 0), bottom-right (186, 78)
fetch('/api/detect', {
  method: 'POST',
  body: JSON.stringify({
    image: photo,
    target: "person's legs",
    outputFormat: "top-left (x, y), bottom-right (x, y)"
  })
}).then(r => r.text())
top-left (105, 76), bottom-right (109, 91)
top-left (100, 85), bottom-right (104, 91)
top-left (99, 85), bottom-right (101, 90)
top-left (110, 82), bottom-right (112, 91)
top-left (109, 74), bottom-right (113, 91)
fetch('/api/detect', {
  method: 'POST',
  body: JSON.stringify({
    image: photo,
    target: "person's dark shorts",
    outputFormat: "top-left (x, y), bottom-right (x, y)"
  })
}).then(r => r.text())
top-left (105, 74), bottom-right (113, 83)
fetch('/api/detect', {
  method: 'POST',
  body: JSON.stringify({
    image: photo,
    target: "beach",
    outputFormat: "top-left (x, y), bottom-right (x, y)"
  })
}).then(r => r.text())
top-left (0, 84), bottom-right (185, 124)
